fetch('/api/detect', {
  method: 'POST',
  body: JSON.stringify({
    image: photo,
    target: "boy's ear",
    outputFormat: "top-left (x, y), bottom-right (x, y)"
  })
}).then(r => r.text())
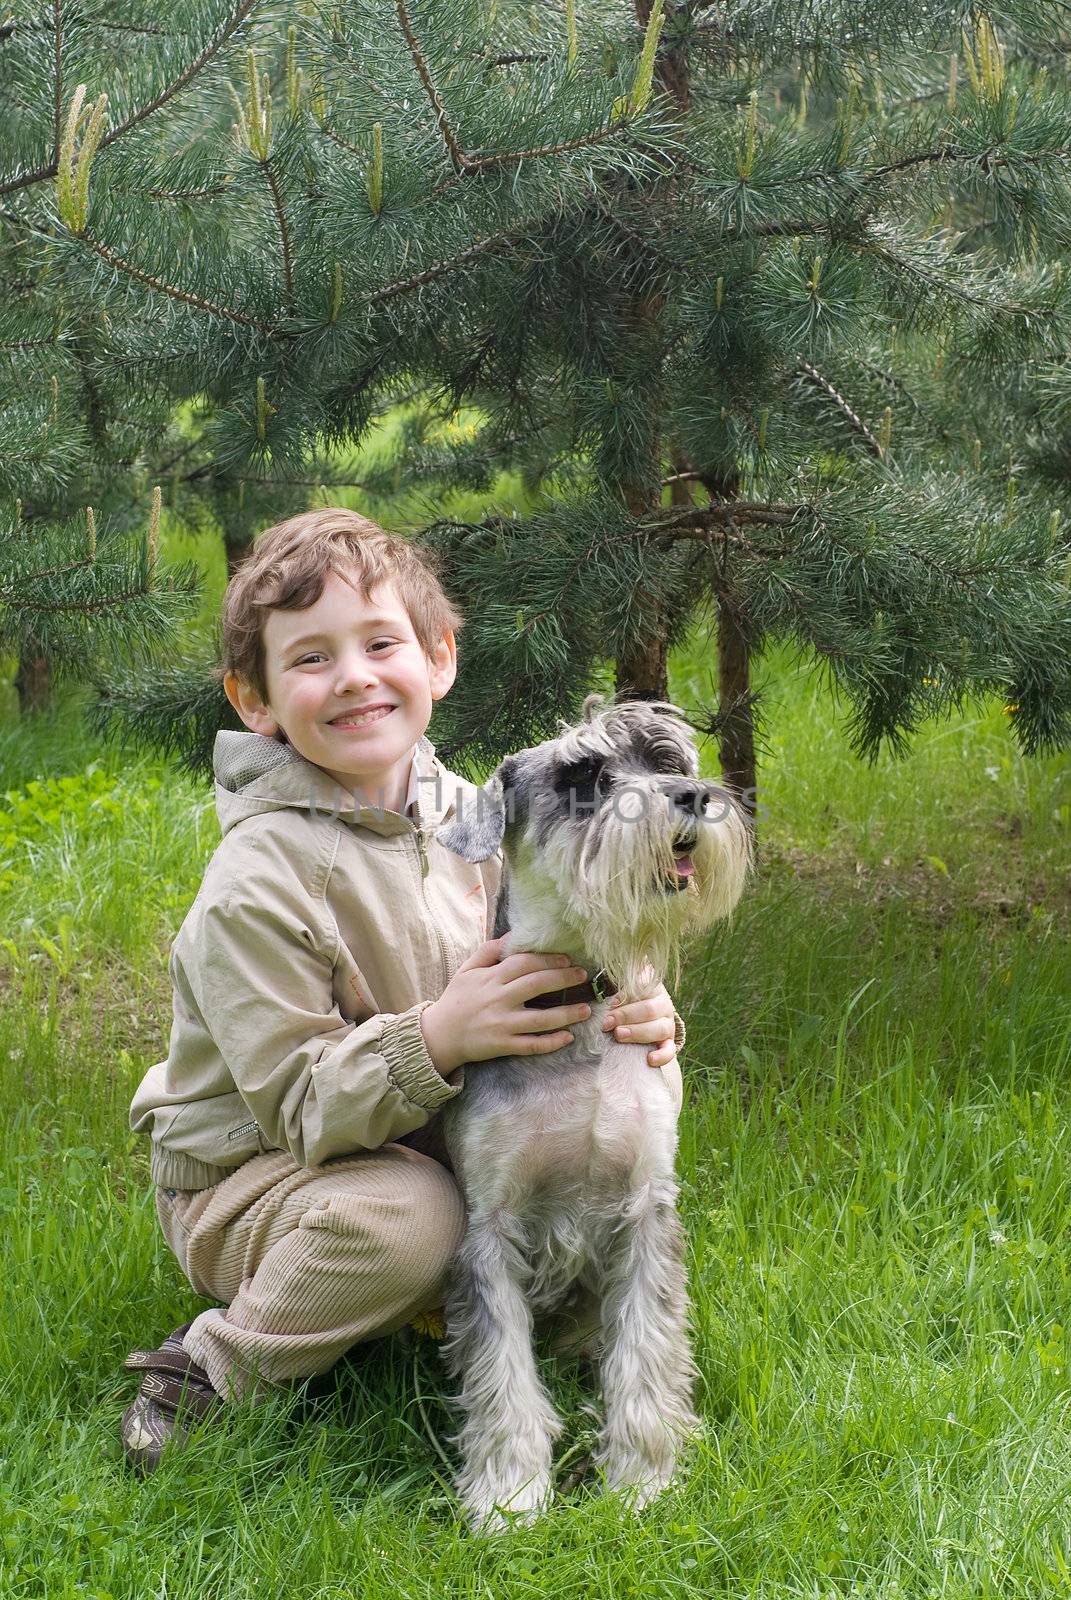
top-left (428, 630), bottom-right (457, 701)
top-left (224, 671), bottom-right (279, 738)
top-left (438, 758), bottom-right (515, 862)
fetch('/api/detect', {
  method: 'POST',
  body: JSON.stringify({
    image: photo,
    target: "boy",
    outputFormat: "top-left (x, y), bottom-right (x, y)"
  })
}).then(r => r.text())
top-left (122, 508), bottom-right (683, 1470)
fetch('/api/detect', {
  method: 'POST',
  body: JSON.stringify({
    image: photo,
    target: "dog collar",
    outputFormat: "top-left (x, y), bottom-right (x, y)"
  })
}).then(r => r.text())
top-left (524, 970), bottom-right (616, 1011)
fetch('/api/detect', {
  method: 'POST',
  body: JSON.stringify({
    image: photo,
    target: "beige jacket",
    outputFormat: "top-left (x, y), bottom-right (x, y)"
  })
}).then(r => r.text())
top-left (130, 731), bottom-right (500, 1190)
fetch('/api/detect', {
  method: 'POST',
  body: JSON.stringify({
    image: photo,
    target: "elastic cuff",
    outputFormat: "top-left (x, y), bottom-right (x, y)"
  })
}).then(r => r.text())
top-left (381, 1003), bottom-right (463, 1112)
top-left (672, 1009), bottom-right (686, 1055)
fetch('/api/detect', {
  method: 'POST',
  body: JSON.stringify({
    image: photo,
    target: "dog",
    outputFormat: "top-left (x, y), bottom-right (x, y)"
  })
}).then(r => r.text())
top-left (436, 695), bottom-right (750, 1530)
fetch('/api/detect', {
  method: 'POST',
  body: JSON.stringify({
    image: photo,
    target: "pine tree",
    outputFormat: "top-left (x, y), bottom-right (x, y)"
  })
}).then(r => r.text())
top-left (0, 16), bottom-right (208, 711)
top-left (3, 0), bottom-right (1069, 797)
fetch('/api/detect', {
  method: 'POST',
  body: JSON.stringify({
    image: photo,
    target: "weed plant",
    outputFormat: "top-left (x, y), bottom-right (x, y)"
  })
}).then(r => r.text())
top-left (0, 608), bottom-right (1068, 1596)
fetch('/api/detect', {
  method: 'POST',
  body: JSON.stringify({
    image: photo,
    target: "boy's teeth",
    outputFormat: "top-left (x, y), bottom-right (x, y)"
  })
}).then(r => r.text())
top-left (331, 706), bottom-right (391, 727)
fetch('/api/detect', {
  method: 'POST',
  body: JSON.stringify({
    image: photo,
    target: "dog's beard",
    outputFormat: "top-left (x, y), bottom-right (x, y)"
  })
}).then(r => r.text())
top-left (510, 787), bottom-right (750, 997)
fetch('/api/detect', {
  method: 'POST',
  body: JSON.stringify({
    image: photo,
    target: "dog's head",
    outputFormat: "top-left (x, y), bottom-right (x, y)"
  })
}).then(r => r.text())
top-left (438, 696), bottom-right (751, 990)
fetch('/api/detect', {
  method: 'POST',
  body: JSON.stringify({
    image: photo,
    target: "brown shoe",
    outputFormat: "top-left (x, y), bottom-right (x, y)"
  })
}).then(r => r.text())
top-left (120, 1323), bottom-right (221, 1473)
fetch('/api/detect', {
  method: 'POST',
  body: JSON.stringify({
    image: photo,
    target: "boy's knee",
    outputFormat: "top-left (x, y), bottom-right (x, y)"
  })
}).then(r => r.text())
top-left (306, 1157), bottom-right (465, 1309)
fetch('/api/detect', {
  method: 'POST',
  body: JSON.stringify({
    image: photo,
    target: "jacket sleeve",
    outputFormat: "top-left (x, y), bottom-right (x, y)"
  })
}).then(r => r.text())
top-left (188, 874), bottom-right (461, 1168)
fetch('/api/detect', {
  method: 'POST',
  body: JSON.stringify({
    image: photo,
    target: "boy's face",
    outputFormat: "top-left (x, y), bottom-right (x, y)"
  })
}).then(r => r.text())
top-left (225, 572), bottom-right (456, 809)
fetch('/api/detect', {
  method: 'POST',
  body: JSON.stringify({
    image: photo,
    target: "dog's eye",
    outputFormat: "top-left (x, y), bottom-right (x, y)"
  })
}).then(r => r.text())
top-left (556, 758), bottom-right (610, 808)
top-left (559, 759), bottom-right (601, 790)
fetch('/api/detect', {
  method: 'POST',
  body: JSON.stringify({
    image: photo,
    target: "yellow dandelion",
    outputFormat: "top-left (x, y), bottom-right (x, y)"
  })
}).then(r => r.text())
top-left (410, 1308), bottom-right (446, 1340)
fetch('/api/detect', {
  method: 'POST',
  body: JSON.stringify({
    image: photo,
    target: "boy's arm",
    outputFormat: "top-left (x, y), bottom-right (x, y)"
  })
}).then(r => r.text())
top-left (190, 887), bottom-right (460, 1169)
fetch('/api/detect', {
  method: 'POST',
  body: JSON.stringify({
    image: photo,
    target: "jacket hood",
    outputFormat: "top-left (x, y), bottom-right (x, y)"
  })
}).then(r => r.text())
top-left (212, 729), bottom-right (461, 838)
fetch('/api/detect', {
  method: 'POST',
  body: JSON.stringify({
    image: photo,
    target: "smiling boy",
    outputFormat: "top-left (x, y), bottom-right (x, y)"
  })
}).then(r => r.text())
top-left (122, 508), bottom-right (683, 1469)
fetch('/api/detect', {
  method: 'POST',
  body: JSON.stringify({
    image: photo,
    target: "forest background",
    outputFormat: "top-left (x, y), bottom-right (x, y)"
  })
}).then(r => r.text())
top-left (1, 0), bottom-right (1071, 1594)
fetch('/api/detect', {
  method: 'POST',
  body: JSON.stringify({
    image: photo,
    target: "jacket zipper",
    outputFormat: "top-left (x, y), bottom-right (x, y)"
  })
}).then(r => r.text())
top-left (411, 825), bottom-right (452, 993)
top-left (228, 1118), bottom-right (260, 1142)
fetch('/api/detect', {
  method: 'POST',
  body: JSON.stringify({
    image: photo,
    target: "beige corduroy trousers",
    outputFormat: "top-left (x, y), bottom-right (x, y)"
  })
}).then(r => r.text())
top-left (156, 1143), bottom-right (465, 1400)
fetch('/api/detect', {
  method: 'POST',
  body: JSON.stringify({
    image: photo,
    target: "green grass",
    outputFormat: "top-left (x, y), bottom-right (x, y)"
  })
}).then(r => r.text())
top-left (0, 625), bottom-right (1069, 1598)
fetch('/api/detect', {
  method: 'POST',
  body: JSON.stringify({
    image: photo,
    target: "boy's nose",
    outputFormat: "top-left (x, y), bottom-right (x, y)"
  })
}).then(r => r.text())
top-left (333, 649), bottom-right (379, 694)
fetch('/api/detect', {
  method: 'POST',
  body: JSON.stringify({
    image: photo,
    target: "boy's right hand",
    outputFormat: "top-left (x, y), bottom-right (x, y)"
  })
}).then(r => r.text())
top-left (419, 936), bottom-right (591, 1077)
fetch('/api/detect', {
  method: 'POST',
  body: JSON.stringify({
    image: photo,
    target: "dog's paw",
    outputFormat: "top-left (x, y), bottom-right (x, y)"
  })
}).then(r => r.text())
top-left (459, 1469), bottom-right (553, 1533)
top-left (602, 1452), bottom-right (678, 1510)
top-left (599, 1414), bottom-right (701, 1511)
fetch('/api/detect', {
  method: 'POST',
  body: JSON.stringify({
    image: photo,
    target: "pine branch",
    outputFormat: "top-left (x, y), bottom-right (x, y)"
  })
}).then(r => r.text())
top-left (866, 235), bottom-right (1042, 316)
top-left (146, 184), bottom-right (230, 200)
top-left (0, 0), bottom-right (260, 197)
top-left (859, 361), bottom-right (926, 418)
top-left (368, 230), bottom-right (521, 305)
top-left (795, 361), bottom-right (884, 457)
top-left (394, 0), bottom-right (468, 172)
top-left (89, 656), bottom-right (235, 777)
top-left (428, 120), bottom-right (629, 197)
top-left (738, 134), bottom-right (1071, 205)
top-left (467, 123), bottom-right (627, 174)
top-left (78, 231), bottom-right (272, 331)
top-left (397, 0), bottom-right (626, 189)
top-left (260, 159), bottom-right (294, 313)
top-left (0, 552), bottom-right (93, 594)
top-left (52, 0), bottom-right (63, 164)
top-left (75, 18), bottom-right (177, 34)
top-left (4, 581), bottom-right (153, 614)
top-left (747, 217), bottom-right (831, 237)
top-left (94, 0), bottom-right (260, 153)
top-left (154, 437), bottom-right (201, 475)
top-left (654, 502), bottom-right (806, 532)
top-left (319, 124), bottom-right (364, 163)
top-left (183, 467), bottom-right (373, 489)
top-left (871, 144), bottom-right (1071, 180)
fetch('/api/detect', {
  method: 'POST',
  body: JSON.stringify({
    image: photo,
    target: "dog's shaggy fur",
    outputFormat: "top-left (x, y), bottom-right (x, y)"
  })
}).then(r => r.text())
top-left (438, 697), bottom-right (750, 1530)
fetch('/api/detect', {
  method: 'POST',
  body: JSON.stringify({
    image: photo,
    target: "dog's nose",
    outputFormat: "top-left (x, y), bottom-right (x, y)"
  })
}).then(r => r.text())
top-left (670, 785), bottom-right (709, 816)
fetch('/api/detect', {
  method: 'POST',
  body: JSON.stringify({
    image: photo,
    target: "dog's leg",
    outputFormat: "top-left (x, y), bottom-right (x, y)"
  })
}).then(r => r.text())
top-left (595, 1177), bottom-right (700, 1506)
top-left (444, 1210), bottom-right (561, 1530)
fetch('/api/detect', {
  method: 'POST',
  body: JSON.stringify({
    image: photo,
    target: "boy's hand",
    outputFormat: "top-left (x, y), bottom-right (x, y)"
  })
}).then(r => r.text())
top-left (601, 979), bottom-right (678, 1069)
top-left (420, 935), bottom-right (594, 1078)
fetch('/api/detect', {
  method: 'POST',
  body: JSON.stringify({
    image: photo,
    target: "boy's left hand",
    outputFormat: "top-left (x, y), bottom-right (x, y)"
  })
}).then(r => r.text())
top-left (601, 980), bottom-right (678, 1069)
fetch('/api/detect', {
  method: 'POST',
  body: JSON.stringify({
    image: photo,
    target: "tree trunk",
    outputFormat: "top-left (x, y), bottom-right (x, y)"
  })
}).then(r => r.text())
top-left (615, 630), bottom-right (669, 700)
top-left (696, 469), bottom-right (757, 817)
top-left (226, 536), bottom-right (254, 577)
top-left (613, 3), bottom-right (690, 704)
top-left (715, 590), bottom-right (757, 814)
top-left (15, 638), bottom-right (52, 714)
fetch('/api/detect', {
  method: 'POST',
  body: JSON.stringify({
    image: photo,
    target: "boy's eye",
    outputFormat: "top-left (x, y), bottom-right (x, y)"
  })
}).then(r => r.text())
top-left (291, 639), bottom-right (397, 665)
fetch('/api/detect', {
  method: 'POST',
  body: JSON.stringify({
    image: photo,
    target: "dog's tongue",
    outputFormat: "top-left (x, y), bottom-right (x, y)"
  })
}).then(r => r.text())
top-left (673, 854), bottom-right (695, 878)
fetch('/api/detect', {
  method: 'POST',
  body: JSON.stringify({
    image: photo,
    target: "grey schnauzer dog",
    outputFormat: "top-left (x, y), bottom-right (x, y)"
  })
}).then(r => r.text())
top-left (436, 695), bottom-right (750, 1530)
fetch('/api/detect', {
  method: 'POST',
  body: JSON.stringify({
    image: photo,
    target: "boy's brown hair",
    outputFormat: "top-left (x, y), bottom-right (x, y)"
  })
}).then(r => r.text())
top-left (221, 508), bottom-right (463, 700)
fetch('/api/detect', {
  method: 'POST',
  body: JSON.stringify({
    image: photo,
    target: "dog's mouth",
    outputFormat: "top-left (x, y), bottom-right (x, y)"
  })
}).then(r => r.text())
top-left (666, 847), bottom-right (696, 894)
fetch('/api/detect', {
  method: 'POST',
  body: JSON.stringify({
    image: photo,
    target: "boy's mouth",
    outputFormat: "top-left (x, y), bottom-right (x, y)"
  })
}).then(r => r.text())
top-left (327, 705), bottom-right (394, 729)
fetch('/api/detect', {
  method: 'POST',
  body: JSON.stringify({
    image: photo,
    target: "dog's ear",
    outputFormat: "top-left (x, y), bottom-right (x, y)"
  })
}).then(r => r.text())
top-left (438, 759), bottom-right (514, 862)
